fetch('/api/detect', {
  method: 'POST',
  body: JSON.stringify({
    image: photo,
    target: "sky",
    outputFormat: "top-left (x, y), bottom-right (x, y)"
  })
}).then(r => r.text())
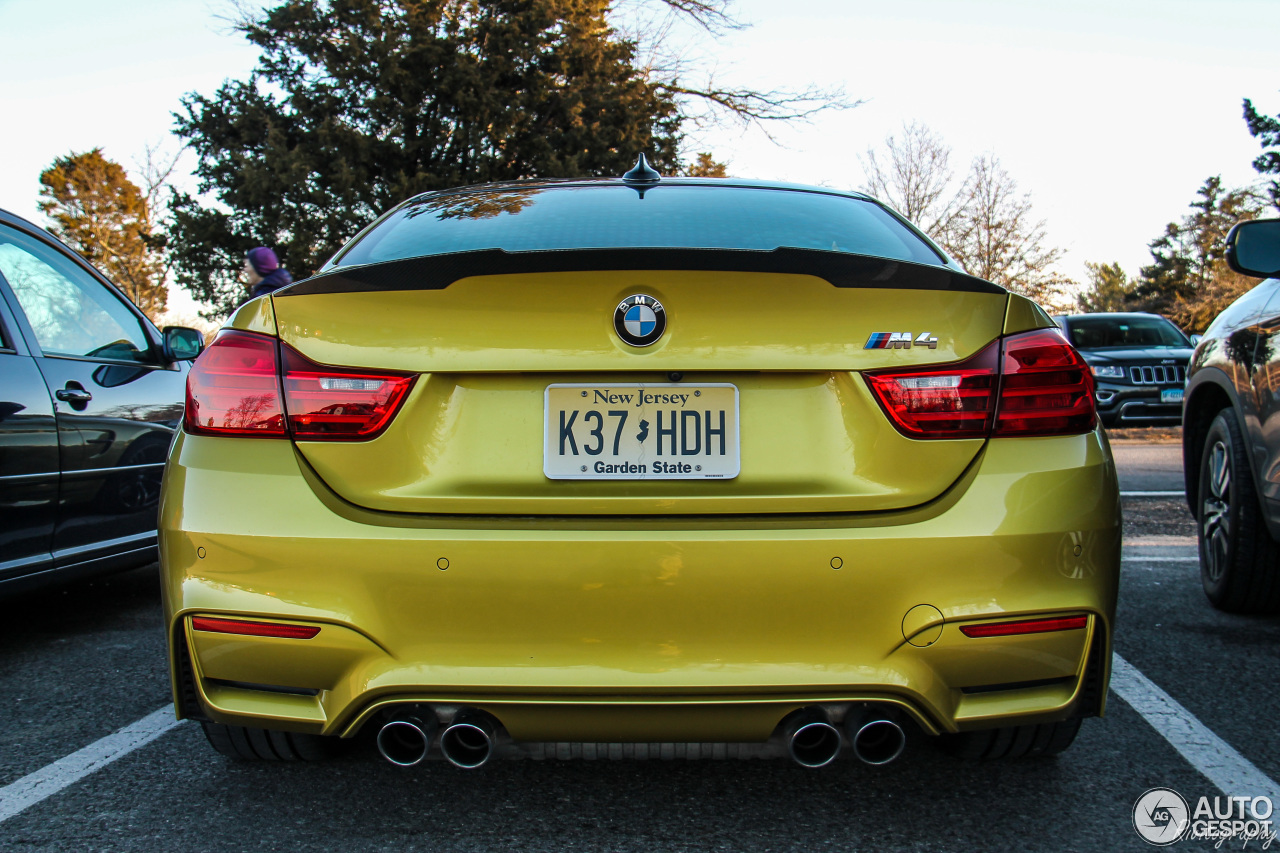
top-left (1, 0), bottom-right (1278, 317)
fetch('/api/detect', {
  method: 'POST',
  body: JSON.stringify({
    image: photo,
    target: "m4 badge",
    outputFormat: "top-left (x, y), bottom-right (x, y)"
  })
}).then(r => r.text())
top-left (864, 332), bottom-right (939, 350)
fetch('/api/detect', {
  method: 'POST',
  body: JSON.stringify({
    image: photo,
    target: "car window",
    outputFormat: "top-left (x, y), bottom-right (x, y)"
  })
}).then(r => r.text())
top-left (333, 185), bottom-right (945, 268)
top-left (1066, 316), bottom-right (1190, 349)
top-left (0, 227), bottom-right (154, 363)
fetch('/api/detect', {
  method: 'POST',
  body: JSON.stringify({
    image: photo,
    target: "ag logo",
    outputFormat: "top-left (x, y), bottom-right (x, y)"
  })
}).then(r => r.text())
top-left (1133, 787), bottom-right (1189, 845)
top-left (614, 294), bottom-right (666, 347)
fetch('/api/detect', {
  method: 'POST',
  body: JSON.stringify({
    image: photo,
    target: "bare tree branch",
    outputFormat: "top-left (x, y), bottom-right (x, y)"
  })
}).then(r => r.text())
top-left (136, 141), bottom-right (184, 213)
top-left (859, 124), bottom-right (1071, 308)
top-left (613, 0), bottom-right (745, 34)
top-left (612, 0), bottom-right (857, 141)
top-left (133, 141), bottom-right (186, 284)
top-left (657, 80), bottom-right (860, 140)
top-left (859, 121), bottom-right (966, 239)
top-left (947, 154), bottom-right (1069, 307)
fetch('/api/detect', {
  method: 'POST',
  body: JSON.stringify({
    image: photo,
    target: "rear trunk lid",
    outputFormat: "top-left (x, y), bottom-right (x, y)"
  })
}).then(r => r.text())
top-left (271, 267), bottom-right (1009, 515)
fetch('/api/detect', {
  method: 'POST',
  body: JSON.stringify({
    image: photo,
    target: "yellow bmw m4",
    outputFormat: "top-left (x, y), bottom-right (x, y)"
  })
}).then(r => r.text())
top-left (161, 159), bottom-right (1119, 769)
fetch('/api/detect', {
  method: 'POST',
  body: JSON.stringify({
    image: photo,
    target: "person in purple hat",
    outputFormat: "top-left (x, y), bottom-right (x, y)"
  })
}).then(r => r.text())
top-left (242, 246), bottom-right (293, 301)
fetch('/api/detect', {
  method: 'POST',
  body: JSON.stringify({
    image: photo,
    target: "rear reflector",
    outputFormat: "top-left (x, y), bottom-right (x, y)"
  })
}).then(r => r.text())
top-left (866, 328), bottom-right (1096, 440)
top-left (960, 615), bottom-right (1088, 638)
top-left (190, 616), bottom-right (321, 639)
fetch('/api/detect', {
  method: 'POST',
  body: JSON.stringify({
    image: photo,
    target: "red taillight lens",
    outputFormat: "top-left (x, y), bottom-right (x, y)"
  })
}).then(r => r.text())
top-left (184, 330), bottom-right (285, 436)
top-left (866, 328), bottom-right (1096, 440)
top-left (959, 615), bottom-right (1088, 638)
top-left (281, 344), bottom-right (415, 440)
top-left (190, 616), bottom-right (321, 639)
top-left (184, 330), bottom-right (415, 441)
top-left (865, 342), bottom-right (1000, 438)
top-left (994, 328), bottom-right (1096, 436)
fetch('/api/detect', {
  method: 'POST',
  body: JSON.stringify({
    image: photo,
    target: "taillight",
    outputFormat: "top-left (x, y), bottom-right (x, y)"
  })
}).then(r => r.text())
top-left (865, 342), bottom-right (999, 438)
top-left (994, 328), bottom-right (1096, 437)
top-left (281, 345), bottom-right (415, 439)
top-left (184, 330), bottom-right (415, 441)
top-left (866, 328), bottom-right (1096, 440)
top-left (184, 330), bottom-right (285, 437)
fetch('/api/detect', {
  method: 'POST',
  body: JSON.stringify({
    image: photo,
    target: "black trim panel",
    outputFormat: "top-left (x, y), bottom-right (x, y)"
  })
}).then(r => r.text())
top-left (283, 248), bottom-right (1004, 297)
top-left (52, 531), bottom-right (157, 567)
top-left (205, 678), bottom-right (321, 697)
top-left (959, 675), bottom-right (1076, 696)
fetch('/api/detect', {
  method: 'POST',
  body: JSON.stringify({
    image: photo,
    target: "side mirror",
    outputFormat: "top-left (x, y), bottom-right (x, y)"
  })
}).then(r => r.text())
top-left (1226, 218), bottom-right (1280, 278)
top-left (162, 326), bottom-right (205, 362)
top-left (1190, 334), bottom-right (1203, 346)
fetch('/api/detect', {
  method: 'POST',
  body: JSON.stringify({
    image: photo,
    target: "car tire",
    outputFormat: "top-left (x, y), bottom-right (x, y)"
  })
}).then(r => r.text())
top-left (1197, 408), bottom-right (1280, 614)
top-left (939, 718), bottom-right (1081, 760)
top-left (201, 721), bottom-right (341, 761)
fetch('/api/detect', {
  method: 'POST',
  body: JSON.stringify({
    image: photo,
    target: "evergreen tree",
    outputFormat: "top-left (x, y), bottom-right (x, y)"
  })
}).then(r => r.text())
top-left (682, 152), bottom-right (728, 177)
top-left (1129, 176), bottom-right (1265, 331)
top-left (39, 149), bottom-right (168, 317)
top-left (170, 0), bottom-right (752, 317)
top-left (1076, 261), bottom-right (1131, 313)
top-left (1244, 97), bottom-right (1280, 208)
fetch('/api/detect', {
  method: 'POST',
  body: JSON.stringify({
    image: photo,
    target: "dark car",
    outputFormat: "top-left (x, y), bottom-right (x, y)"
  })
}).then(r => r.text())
top-left (0, 208), bottom-right (203, 595)
top-left (1182, 217), bottom-right (1280, 613)
top-left (1052, 312), bottom-right (1194, 427)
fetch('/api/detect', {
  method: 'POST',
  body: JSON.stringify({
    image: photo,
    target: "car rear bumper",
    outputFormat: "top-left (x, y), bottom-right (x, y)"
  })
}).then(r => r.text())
top-left (1095, 382), bottom-right (1184, 425)
top-left (160, 429), bottom-right (1120, 740)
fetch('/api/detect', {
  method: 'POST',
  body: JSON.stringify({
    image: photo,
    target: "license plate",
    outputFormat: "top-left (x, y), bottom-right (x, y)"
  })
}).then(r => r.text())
top-left (1161, 388), bottom-right (1184, 403)
top-left (544, 384), bottom-right (739, 480)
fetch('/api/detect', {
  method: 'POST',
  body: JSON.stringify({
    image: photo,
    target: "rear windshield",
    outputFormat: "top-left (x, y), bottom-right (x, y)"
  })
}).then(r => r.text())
top-left (1066, 315), bottom-right (1190, 348)
top-left (331, 185), bottom-right (945, 268)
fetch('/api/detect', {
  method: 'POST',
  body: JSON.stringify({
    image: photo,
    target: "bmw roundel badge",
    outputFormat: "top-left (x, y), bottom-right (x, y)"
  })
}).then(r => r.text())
top-left (614, 294), bottom-right (667, 347)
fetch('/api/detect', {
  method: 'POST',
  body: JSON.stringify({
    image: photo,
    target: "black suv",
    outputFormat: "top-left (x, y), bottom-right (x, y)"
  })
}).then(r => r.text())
top-left (1182, 217), bottom-right (1280, 613)
top-left (1053, 312), bottom-right (1194, 427)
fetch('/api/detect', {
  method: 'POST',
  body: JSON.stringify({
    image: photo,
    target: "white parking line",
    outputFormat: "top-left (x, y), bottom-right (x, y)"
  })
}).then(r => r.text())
top-left (0, 705), bottom-right (184, 824)
top-left (1111, 654), bottom-right (1280, 800)
top-left (1120, 490), bottom-right (1184, 497)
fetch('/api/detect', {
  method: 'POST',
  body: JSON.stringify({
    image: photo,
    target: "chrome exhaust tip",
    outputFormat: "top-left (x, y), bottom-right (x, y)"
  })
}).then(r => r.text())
top-left (847, 713), bottom-right (906, 766)
top-left (377, 711), bottom-right (438, 767)
top-left (785, 713), bottom-right (842, 768)
top-left (440, 714), bottom-right (498, 769)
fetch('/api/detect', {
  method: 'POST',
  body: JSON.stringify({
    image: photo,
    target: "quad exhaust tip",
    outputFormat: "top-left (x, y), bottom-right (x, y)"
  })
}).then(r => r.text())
top-left (440, 713), bottom-right (498, 769)
top-left (785, 712), bottom-right (843, 768)
top-left (784, 707), bottom-right (907, 768)
top-left (376, 711), bottom-right (437, 767)
top-left (847, 712), bottom-right (906, 766)
top-left (376, 705), bottom-right (902, 768)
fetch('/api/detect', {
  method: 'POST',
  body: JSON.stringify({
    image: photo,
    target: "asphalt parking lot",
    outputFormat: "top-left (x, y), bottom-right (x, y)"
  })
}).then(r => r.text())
top-left (1, 434), bottom-right (1277, 852)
